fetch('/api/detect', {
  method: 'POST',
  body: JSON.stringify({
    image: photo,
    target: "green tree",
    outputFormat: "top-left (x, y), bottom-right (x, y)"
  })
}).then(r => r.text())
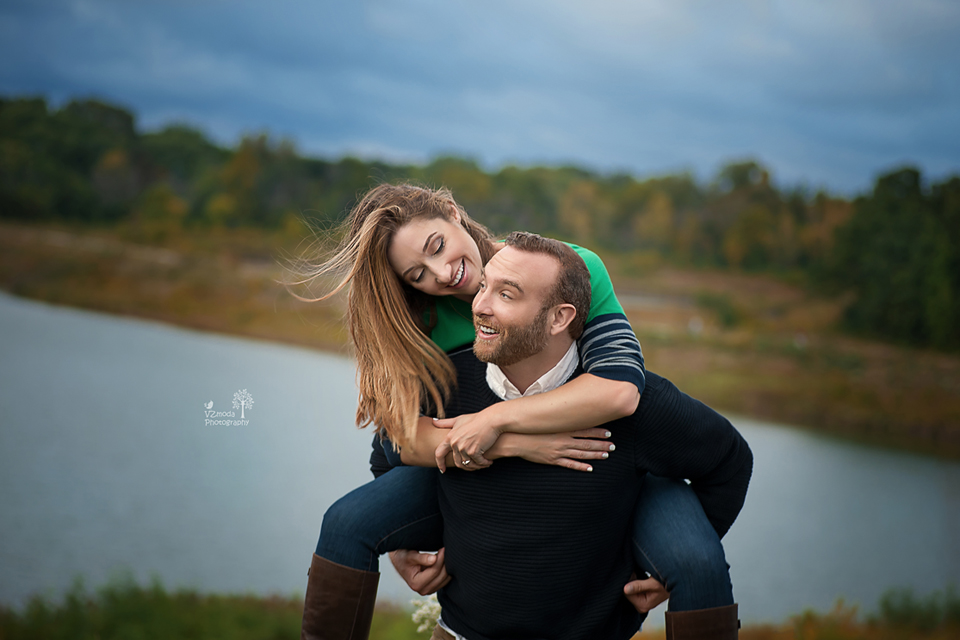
top-left (141, 125), bottom-right (228, 184)
top-left (830, 168), bottom-right (960, 349)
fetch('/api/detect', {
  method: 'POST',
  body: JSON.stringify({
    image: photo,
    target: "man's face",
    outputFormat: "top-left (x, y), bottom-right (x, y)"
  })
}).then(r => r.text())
top-left (471, 247), bottom-right (558, 366)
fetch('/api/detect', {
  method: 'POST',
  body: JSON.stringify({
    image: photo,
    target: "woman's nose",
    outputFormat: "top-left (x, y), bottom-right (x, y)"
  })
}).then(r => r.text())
top-left (432, 261), bottom-right (454, 284)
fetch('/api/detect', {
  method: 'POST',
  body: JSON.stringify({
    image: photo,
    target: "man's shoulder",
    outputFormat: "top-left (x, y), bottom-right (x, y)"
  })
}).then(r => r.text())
top-left (632, 370), bottom-right (728, 429)
top-left (639, 370), bottom-right (666, 394)
top-left (625, 370), bottom-right (674, 421)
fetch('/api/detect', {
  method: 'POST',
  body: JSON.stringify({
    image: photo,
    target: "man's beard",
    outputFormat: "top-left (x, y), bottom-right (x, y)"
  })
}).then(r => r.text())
top-left (473, 306), bottom-right (550, 367)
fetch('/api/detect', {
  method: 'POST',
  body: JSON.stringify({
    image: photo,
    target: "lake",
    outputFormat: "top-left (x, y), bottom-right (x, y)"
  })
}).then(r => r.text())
top-left (0, 291), bottom-right (957, 624)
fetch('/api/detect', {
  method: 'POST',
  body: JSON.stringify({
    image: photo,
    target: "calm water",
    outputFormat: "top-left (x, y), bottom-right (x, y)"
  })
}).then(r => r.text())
top-left (1, 292), bottom-right (958, 624)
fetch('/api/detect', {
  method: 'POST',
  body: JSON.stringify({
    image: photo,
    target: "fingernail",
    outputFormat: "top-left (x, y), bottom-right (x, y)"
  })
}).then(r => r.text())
top-left (602, 452), bottom-right (609, 458)
top-left (586, 466), bottom-right (593, 472)
top-left (604, 431), bottom-right (612, 437)
top-left (608, 444), bottom-right (616, 451)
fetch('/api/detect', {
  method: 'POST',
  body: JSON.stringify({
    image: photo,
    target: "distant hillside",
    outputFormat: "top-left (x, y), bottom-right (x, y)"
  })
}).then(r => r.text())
top-left (1, 95), bottom-right (958, 350)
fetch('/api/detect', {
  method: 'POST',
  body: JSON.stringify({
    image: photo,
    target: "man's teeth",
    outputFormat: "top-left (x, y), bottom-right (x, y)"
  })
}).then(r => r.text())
top-left (451, 261), bottom-right (464, 286)
top-left (478, 325), bottom-right (498, 335)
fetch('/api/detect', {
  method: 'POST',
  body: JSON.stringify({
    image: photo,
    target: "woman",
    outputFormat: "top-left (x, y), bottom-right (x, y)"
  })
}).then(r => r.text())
top-left (294, 184), bottom-right (734, 639)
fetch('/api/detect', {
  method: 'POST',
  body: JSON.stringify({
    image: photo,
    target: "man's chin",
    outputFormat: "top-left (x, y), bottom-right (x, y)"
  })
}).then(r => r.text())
top-left (472, 339), bottom-right (498, 364)
top-left (473, 341), bottom-right (531, 367)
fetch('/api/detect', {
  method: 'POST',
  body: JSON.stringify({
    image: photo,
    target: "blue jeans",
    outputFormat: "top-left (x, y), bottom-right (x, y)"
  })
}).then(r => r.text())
top-left (316, 469), bottom-right (732, 611)
top-left (631, 475), bottom-right (733, 610)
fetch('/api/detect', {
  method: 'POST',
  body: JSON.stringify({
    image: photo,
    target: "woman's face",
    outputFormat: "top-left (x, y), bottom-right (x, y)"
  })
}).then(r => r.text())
top-left (387, 210), bottom-right (484, 302)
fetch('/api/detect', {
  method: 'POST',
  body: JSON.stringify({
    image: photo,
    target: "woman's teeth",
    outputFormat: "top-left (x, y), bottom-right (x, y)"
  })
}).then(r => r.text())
top-left (451, 260), bottom-right (464, 287)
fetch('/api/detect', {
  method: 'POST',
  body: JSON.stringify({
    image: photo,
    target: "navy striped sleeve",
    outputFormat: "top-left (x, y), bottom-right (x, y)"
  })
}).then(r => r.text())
top-left (578, 312), bottom-right (646, 395)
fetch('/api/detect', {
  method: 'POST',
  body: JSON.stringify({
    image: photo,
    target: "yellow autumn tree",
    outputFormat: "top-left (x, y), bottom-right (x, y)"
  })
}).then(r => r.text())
top-left (558, 180), bottom-right (612, 244)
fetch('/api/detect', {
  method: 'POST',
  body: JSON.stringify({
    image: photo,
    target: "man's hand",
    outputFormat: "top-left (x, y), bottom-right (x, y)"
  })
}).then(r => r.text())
top-left (433, 412), bottom-right (501, 470)
top-left (389, 548), bottom-right (451, 596)
top-left (624, 574), bottom-right (670, 613)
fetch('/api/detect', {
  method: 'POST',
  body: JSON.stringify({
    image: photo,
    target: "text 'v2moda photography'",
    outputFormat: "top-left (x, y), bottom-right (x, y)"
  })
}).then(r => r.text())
top-left (203, 389), bottom-right (254, 426)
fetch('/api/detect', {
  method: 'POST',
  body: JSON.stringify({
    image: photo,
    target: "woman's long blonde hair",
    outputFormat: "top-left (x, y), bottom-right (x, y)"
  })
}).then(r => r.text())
top-left (291, 183), bottom-right (496, 447)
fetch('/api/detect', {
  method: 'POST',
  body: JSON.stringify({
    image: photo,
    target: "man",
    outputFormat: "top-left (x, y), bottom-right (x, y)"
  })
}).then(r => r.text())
top-left (390, 232), bottom-right (752, 640)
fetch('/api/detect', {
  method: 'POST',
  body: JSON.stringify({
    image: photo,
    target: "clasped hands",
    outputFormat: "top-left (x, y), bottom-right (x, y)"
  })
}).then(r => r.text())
top-left (432, 410), bottom-right (614, 473)
top-left (390, 550), bottom-right (669, 613)
top-left (432, 411), bottom-right (501, 471)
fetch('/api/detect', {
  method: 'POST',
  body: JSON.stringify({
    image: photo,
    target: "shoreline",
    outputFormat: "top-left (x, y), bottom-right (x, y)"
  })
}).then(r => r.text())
top-left (3, 221), bottom-right (958, 459)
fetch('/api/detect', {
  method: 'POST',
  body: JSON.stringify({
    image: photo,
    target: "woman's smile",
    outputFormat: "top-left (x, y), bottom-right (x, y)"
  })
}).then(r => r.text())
top-left (387, 214), bottom-right (484, 301)
top-left (449, 259), bottom-right (466, 288)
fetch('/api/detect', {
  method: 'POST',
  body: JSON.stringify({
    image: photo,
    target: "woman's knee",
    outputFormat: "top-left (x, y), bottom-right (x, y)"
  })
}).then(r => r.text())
top-left (321, 492), bottom-right (368, 540)
top-left (316, 483), bottom-right (389, 561)
top-left (317, 468), bottom-right (443, 563)
top-left (667, 538), bottom-right (728, 586)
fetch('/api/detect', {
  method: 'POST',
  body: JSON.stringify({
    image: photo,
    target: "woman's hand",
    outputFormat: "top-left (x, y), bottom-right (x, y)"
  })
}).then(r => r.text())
top-left (503, 429), bottom-right (614, 472)
top-left (433, 411), bottom-right (502, 469)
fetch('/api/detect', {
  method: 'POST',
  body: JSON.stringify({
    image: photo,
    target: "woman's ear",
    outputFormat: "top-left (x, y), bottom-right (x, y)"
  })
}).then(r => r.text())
top-left (447, 203), bottom-right (462, 224)
top-left (549, 304), bottom-right (577, 337)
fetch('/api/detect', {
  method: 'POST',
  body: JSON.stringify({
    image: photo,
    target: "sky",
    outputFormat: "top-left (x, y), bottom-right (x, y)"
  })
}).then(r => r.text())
top-left (2, 0), bottom-right (959, 194)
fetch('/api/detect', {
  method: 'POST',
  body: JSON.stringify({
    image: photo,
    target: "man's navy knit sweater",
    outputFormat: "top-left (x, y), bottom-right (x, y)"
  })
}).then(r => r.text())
top-left (421, 347), bottom-right (753, 640)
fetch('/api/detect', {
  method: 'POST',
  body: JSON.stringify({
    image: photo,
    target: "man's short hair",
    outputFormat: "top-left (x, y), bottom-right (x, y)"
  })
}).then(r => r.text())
top-left (502, 231), bottom-right (592, 340)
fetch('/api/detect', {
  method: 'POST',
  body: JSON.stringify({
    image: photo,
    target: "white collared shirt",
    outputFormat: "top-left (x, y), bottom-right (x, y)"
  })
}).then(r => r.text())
top-left (484, 342), bottom-right (579, 400)
top-left (438, 617), bottom-right (468, 639)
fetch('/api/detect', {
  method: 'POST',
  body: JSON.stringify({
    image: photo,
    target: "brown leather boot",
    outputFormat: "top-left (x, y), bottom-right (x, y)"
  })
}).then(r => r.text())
top-left (665, 604), bottom-right (740, 640)
top-left (301, 554), bottom-right (380, 640)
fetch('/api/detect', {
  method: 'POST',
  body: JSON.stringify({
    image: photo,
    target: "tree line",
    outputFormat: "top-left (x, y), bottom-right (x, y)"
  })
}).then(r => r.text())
top-left (1, 96), bottom-right (957, 350)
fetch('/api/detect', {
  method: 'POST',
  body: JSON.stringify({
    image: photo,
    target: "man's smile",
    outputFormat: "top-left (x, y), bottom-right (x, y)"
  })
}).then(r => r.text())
top-left (474, 319), bottom-right (501, 340)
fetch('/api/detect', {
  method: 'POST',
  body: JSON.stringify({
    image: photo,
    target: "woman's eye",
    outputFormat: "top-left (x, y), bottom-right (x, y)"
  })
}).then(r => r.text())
top-left (433, 238), bottom-right (445, 255)
top-left (413, 270), bottom-right (424, 283)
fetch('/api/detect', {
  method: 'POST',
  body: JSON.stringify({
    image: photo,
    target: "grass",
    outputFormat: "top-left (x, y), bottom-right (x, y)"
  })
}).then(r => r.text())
top-left (0, 576), bottom-right (425, 640)
top-left (2, 579), bottom-right (957, 640)
top-left (2, 220), bottom-right (959, 457)
top-left (637, 587), bottom-right (960, 640)
top-left (611, 263), bottom-right (960, 457)
top-left (0, 577), bottom-right (304, 640)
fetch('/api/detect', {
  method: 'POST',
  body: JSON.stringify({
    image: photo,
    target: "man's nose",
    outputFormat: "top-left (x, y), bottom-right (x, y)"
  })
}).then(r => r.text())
top-left (472, 286), bottom-right (491, 314)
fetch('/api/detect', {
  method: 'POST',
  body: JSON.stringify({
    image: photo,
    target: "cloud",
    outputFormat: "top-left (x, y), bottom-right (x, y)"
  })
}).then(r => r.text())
top-left (1, 0), bottom-right (958, 192)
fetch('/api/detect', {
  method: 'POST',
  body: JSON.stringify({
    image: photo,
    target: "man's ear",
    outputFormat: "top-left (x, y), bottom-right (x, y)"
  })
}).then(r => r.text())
top-left (549, 304), bottom-right (577, 336)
